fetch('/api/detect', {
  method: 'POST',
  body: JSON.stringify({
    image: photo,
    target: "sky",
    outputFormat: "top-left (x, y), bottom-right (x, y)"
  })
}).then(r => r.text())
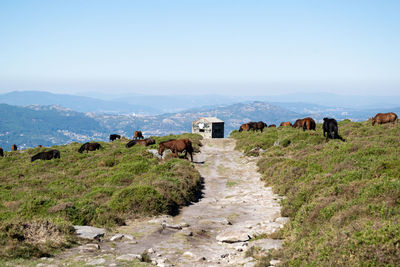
top-left (0, 0), bottom-right (399, 96)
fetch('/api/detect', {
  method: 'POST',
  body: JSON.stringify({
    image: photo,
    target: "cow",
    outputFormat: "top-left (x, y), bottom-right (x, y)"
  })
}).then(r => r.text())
top-left (0, 147), bottom-right (3, 157)
top-left (11, 144), bottom-right (17, 151)
top-left (158, 138), bottom-right (193, 162)
top-left (239, 123), bottom-right (250, 132)
top-left (268, 124), bottom-right (276, 128)
top-left (292, 119), bottom-right (304, 128)
top-left (126, 138), bottom-right (156, 148)
top-left (78, 142), bottom-right (102, 153)
top-left (280, 121), bottom-right (292, 127)
top-left (323, 118), bottom-right (345, 142)
top-left (371, 112), bottom-right (398, 126)
top-left (256, 121), bottom-right (266, 132)
top-left (31, 150), bottom-right (60, 162)
top-left (134, 131), bottom-right (144, 140)
top-left (239, 122), bottom-right (266, 132)
top-left (109, 134), bottom-right (121, 142)
top-left (302, 117), bottom-right (316, 131)
top-left (37, 145), bottom-right (42, 148)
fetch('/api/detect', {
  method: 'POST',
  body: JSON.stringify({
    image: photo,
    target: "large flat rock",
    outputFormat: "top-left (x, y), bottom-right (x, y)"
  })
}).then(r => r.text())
top-left (216, 228), bottom-right (251, 243)
top-left (74, 226), bottom-right (105, 240)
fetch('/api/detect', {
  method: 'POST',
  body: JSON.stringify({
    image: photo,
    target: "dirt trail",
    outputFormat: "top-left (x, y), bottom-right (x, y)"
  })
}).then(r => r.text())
top-left (38, 138), bottom-right (287, 267)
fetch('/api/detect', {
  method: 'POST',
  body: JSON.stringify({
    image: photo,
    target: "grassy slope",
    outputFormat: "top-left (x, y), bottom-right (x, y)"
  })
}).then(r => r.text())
top-left (231, 121), bottom-right (400, 266)
top-left (0, 133), bottom-right (202, 259)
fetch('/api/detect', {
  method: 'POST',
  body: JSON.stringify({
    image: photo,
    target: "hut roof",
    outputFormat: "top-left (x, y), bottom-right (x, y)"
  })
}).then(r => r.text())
top-left (193, 117), bottom-right (224, 123)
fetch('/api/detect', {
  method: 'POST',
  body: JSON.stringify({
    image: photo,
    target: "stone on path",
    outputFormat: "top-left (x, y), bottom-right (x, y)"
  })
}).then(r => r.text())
top-left (110, 233), bottom-right (134, 241)
top-left (116, 254), bottom-right (142, 261)
top-left (74, 226), bottom-right (105, 240)
top-left (79, 243), bottom-right (100, 252)
top-left (86, 258), bottom-right (106, 265)
top-left (216, 228), bottom-right (251, 243)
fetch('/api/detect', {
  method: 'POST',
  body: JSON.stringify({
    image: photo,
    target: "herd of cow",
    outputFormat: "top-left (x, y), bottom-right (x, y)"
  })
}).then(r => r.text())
top-left (0, 112), bottom-right (397, 163)
top-left (238, 112), bottom-right (398, 142)
top-left (0, 131), bottom-right (194, 163)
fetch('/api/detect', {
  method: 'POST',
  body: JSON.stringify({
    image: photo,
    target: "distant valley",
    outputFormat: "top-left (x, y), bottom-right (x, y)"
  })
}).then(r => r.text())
top-left (0, 91), bottom-right (399, 150)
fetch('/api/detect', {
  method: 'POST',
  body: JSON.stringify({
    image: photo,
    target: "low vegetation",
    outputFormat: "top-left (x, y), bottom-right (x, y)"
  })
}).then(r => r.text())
top-left (0, 133), bottom-right (202, 259)
top-left (231, 120), bottom-right (400, 266)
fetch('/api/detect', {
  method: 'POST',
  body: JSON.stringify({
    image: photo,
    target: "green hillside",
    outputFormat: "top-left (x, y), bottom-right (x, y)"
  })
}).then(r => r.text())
top-left (0, 133), bottom-right (202, 259)
top-left (231, 121), bottom-right (400, 266)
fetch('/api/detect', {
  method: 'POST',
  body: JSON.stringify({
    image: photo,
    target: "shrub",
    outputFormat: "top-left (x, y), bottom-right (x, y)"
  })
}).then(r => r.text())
top-left (232, 121), bottom-right (400, 266)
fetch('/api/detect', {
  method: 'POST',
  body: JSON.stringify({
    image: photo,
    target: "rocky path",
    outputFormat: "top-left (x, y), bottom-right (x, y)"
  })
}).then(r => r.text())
top-left (37, 138), bottom-right (287, 267)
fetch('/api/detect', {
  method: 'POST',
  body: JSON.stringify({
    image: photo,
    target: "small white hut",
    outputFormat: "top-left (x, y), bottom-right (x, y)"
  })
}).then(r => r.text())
top-left (192, 117), bottom-right (224, 138)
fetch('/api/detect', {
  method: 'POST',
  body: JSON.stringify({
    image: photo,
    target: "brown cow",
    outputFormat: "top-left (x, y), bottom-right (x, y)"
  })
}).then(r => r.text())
top-left (302, 117), bottom-right (316, 131)
top-left (371, 112), bottom-right (398, 126)
top-left (11, 144), bottom-right (17, 151)
top-left (134, 131), bottom-right (144, 140)
top-left (239, 123), bottom-right (251, 132)
top-left (268, 124), bottom-right (276, 128)
top-left (280, 121), bottom-right (292, 127)
top-left (37, 145), bottom-right (42, 148)
top-left (126, 138), bottom-right (156, 148)
top-left (158, 138), bottom-right (193, 162)
top-left (239, 121), bottom-right (266, 132)
top-left (292, 119), bottom-right (304, 128)
top-left (0, 147), bottom-right (3, 157)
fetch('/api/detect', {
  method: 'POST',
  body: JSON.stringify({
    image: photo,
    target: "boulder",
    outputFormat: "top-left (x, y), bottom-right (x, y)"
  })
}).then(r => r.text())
top-left (87, 258), bottom-right (106, 265)
top-left (79, 243), bottom-right (100, 252)
top-left (116, 254), bottom-right (142, 261)
top-left (216, 229), bottom-right (251, 243)
top-left (74, 226), bottom-right (105, 240)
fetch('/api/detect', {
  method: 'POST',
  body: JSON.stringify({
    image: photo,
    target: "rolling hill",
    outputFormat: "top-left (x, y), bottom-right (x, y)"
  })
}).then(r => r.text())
top-left (0, 91), bottom-right (161, 115)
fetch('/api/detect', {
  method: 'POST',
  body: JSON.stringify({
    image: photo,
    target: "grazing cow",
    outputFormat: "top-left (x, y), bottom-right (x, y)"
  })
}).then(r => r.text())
top-left (134, 131), bottom-right (144, 140)
top-left (37, 145), bottom-right (42, 148)
top-left (302, 117), bottom-right (316, 131)
top-left (371, 112), bottom-right (398, 126)
top-left (292, 119), bottom-right (304, 128)
top-left (280, 121), bottom-right (292, 127)
top-left (109, 134), bottom-right (121, 141)
top-left (31, 150), bottom-right (60, 162)
top-left (239, 123), bottom-right (250, 132)
top-left (256, 121), bottom-right (266, 132)
top-left (239, 122), bottom-right (266, 132)
top-left (11, 144), bottom-right (17, 151)
top-left (158, 138), bottom-right (193, 162)
top-left (0, 147), bottom-right (3, 157)
top-left (78, 142), bottom-right (102, 153)
top-left (323, 118), bottom-right (345, 142)
top-left (268, 124), bottom-right (276, 128)
top-left (126, 138), bottom-right (156, 148)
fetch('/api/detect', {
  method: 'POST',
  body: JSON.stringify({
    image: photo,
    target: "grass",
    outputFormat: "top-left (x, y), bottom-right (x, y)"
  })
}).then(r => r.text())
top-left (231, 121), bottom-right (400, 266)
top-left (0, 133), bottom-right (202, 260)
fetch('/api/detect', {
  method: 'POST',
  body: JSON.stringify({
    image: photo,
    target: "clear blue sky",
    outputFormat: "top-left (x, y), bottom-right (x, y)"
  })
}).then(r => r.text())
top-left (0, 0), bottom-right (399, 95)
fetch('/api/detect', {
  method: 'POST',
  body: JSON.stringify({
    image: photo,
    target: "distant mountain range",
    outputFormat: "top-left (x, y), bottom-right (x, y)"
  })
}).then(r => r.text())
top-left (2, 90), bottom-right (400, 115)
top-left (0, 91), bottom-right (161, 115)
top-left (0, 90), bottom-right (399, 149)
top-left (0, 101), bottom-right (299, 149)
top-left (0, 104), bottom-right (107, 149)
top-left (92, 101), bottom-right (301, 137)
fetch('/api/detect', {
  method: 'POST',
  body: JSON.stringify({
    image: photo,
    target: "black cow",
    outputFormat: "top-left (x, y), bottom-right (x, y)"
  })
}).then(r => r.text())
top-left (109, 134), bottom-right (121, 141)
top-left (78, 142), bottom-right (102, 153)
top-left (0, 147), bottom-right (3, 157)
top-left (31, 150), bottom-right (60, 162)
top-left (323, 118), bottom-right (345, 141)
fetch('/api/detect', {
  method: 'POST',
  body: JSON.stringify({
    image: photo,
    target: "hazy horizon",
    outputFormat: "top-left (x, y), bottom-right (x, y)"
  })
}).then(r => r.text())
top-left (1, 1), bottom-right (399, 96)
